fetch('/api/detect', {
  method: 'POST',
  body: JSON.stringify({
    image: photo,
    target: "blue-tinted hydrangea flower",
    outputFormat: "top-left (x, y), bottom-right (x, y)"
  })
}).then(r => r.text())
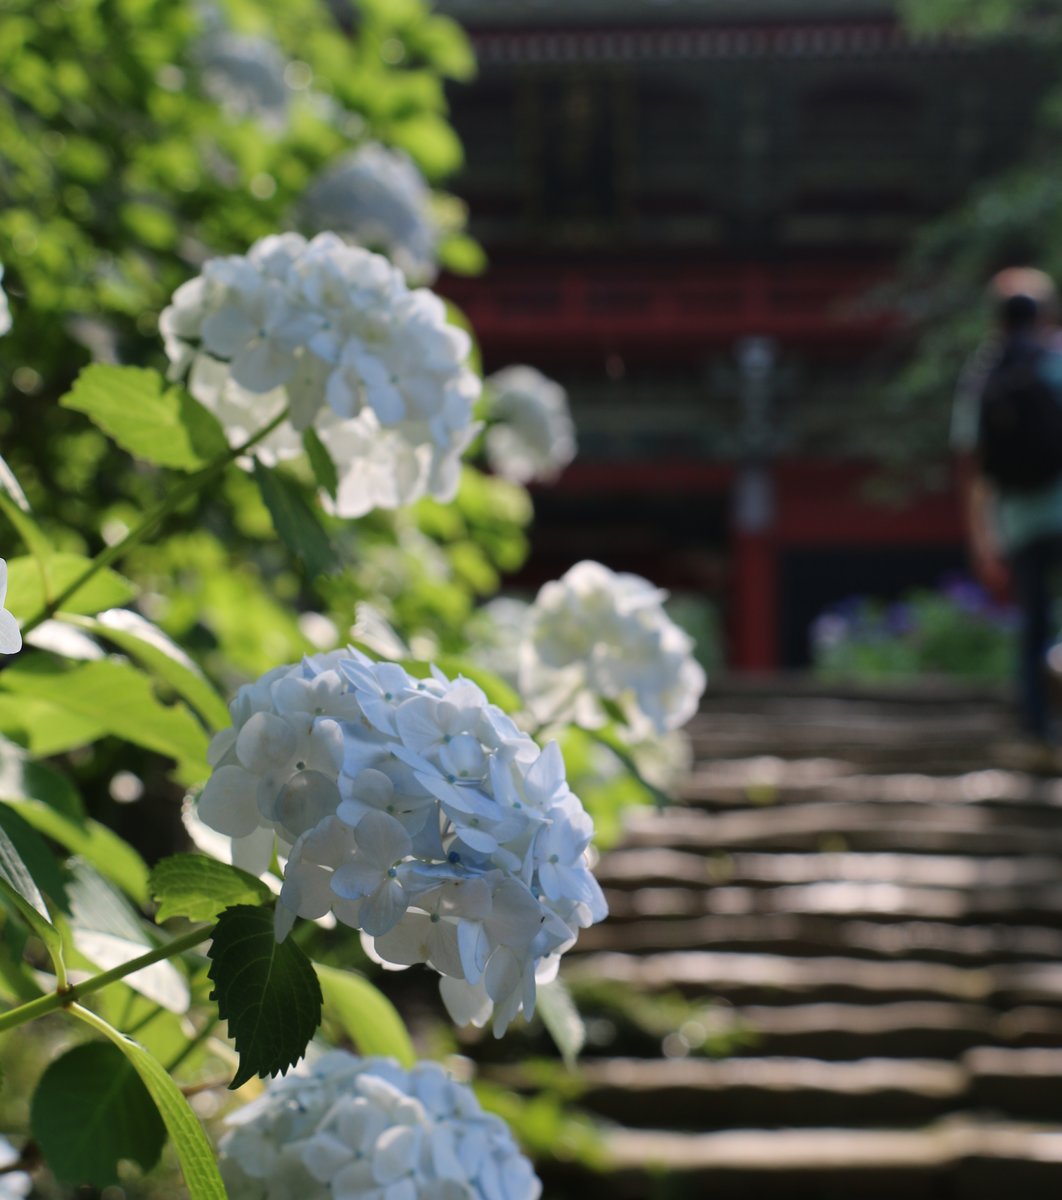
top-left (196, 649), bottom-right (605, 1035)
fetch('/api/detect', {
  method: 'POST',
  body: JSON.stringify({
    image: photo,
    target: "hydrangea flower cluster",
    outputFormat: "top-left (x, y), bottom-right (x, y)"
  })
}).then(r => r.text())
top-left (520, 560), bottom-right (706, 735)
top-left (0, 265), bottom-right (11, 337)
top-left (195, 30), bottom-right (292, 130)
top-left (302, 143), bottom-right (439, 285)
top-left (160, 232), bottom-right (481, 517)
top-left (196, 648), bottom-right (606, 1035)
top-left (219, 1052), bottom-right (541, 1200)
top-left (484, 366), bottom-right (575, 485)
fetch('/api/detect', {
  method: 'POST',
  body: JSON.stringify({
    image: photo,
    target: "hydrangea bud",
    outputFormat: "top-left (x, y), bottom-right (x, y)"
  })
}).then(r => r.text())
top-left (196, 649), bottom-right (606, 1036)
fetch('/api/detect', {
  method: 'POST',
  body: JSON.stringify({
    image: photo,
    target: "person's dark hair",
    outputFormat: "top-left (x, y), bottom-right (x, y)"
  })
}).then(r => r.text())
top-left (1000, 292), bottom-right (1041, 332)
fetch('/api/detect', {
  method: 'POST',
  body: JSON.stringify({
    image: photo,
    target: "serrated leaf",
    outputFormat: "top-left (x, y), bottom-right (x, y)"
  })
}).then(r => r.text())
top-left (252, 459), bottom-right (337, 579)
top-left (61, 364), bottom-right (228, 470)
top-left (209, 904), bottom-right (322, 1089)
top-left (69, 861), bottom-right (189, 1013)
top-left (303, 427), bottom-right (338, 499)
top-left (31, 1041), bottom-right (167, 1187)
top-left (537, 978), bottom-right (585, 1070)
top-left (4, 553), bottom-right (137, 620)
top-left (151, 854), bottom-right (272, 923)
top-left (70, 1009), bottom-right (227, 1199)
top-left (0, 657), bottom-right (210, 778)
top-left (317, 963), bottom-right (415, 1067)
top-left (69, 609), bottom-right (230, 730)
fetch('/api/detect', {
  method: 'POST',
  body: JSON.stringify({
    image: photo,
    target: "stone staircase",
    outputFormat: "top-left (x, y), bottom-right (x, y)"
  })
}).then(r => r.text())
top-left (488, 681), bottom-right (1062, 1199)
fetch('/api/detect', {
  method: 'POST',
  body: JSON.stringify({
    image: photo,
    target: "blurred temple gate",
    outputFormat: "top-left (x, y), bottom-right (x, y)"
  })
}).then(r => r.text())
top-left (434, 0), bottom-right (1053, 667)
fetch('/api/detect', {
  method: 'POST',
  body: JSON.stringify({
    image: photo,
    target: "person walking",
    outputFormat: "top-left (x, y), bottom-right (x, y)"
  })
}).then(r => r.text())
top-left (953, 267), bottom-right (1062, 742)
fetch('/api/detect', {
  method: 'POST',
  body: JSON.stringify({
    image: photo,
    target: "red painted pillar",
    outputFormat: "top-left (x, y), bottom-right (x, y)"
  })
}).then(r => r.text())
top-left (731, 465), bottom-right (778, 670)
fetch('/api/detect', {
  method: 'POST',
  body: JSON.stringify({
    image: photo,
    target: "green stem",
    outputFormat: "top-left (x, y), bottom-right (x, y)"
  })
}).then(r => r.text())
top-left (19, 408), bottom-right (289, 639)
top-left (0, 923), bottom-right (211, 1034)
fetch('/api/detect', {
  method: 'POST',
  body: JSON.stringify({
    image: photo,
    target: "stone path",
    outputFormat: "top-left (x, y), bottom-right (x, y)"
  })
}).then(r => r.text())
top-left (485, 681), bottom-right (1062, 1198)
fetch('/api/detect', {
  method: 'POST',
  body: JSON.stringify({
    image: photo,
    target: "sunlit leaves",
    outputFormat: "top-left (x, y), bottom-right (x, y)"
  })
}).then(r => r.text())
top-left (208, 904), bottom-right (322, 1089)
top-left (4, 553), bottom-right (137, 621)
top-left (61, 365), bottom-right (228, 471)
top-left (150, 854), bottom-right (272, 923)
top-left (0, 657), bottom-right (210, 778)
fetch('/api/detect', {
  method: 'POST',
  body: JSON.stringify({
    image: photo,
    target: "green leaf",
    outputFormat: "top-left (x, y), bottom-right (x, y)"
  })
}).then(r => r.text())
top-left (61, 364), bottom-right (228, 470)
top-left (209, 904), bottom-right (322, 1089)
top-left (0, 453), bottom-right (31, 515)
top-left (30, 1041), bottom-right (167, 1187)
top-left (0, 489), bottom-right (51, 564)
top-left (537, 978), bottom-right (585, 1070)
top-left (303, 427), bottom-right (338, 499)
top-left (68, 610), bottom-right (230, 730)
top-left (68, 860), bottom-right (189, 1012)
top-left (0, 657), bottom-right (210, 778)
top-left (72, 1008), bottom-right (229, 1200)
top-left (4, 553), bottom-right (137, 620)
top-left (0, 737), bottom-right (149, 903)
top-left (0, 803), bottom-right (68, 913)
top-left (585, 726), bottom-right (673, 811)
top-left (151, 854), bottom-right (272, 923)
top-left (252, 459), bottom-right (337, 579)
top-left (0, 818), bottom-right (59, 957)
top-left (0, 693), bottom-right (108, 756)
top-left (317, 963), bottom-right (415, 1067)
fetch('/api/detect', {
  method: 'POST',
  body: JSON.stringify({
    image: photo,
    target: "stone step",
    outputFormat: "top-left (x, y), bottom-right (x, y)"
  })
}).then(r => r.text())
top-left (490, 1048), bottom-right (1062, 1131)
top-left (540, 1116), bottom-right (1062, 1200)
top-left (574, 911), bottom-right (1062, 965)
top-left (597, 848), bottom-right (1062, 892)
top-left (620, 803), bottom-right (1062, 856)
top-left (680, 760), bottom-right (1062, 810)
top-left (566, 950), bottom-right (1062, 1008)
top-left (601, 879), bottom-right (1062, 924)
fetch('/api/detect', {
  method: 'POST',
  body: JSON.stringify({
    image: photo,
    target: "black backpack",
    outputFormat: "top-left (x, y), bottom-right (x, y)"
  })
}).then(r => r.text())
top-left (977, 339), bottom-right (1062, 492)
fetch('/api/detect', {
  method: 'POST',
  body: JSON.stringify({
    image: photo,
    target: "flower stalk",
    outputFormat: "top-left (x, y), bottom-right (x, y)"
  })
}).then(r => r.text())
top-left (0, 923), bottom-right (211, 1034)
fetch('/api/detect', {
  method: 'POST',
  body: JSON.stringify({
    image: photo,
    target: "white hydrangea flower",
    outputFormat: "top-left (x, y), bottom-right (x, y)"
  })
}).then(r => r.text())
top-left (220, 1052), bottom-right (541, 1200)
top-left (160, 232), bottom-right (481, 517)
top-left (0, 1138), bottom-right (30, 1199)
top-left (464, 598), bottom-right (531, 690)
top-left (520, 560), bottom-right (705, 735)
top-left (197, 648), bottom-right (606, 1036)
top-left (484, 366), bottom-right (575, 485)
top-left (301, 143), bottom-right (438, 285)
top-left (0, 266), bottom-right (11, 338)
top-left (0, 561), bottom-right (22, 655)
